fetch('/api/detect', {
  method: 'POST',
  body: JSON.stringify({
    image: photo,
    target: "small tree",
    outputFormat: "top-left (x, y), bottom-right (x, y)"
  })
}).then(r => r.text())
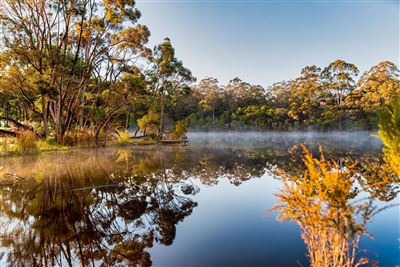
top-left (137, 111), bottom-right (160, 137)
top-left (146, 38), bottom-right (195, 136)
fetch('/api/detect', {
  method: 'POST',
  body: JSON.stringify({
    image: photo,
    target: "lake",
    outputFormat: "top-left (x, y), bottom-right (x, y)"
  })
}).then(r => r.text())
top-left (0, 132), bottom-right (398, 267)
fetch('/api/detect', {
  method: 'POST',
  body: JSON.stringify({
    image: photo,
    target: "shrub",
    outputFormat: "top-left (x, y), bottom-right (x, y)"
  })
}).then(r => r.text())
top-left (45, 136), bottom-right (57, 145)
top-left (378, 98), bottom-right (400, 177)
top-left (75, 130), bottom-right (95, 147)
top-left (268, 145), bottom-right (376, 267)
top-left (16, 130), bottom-right (38, 154)
top-left (63, 130), bottom-right (95, 147)
top-left (173, 121), bottom-right (187, 140)
top-left (116, 128), bottom-right (130, 144)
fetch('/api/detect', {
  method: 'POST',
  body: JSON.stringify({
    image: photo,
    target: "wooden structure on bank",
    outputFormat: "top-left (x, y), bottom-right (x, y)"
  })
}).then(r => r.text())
top-left (0, 116), bottom-right (34, 137)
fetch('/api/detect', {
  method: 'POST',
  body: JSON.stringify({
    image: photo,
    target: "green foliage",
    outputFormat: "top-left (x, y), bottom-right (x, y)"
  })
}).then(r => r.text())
top-left (0, 0), bottom-right (150, 144)
top-left (44, 136), bottom-right (57, 145)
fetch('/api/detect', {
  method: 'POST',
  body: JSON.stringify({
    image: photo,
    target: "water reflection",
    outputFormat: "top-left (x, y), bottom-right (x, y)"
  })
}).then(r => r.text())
top-left (0, 132), bottom-right (397, 266)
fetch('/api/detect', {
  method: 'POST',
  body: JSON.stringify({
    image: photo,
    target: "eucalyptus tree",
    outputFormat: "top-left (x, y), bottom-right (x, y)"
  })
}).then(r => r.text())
top-left (286, 66), bottom-right (322, 126)
top-left (321, 60), bottom-right (359, 107)
top-left (0, 0), bottom-right (150, 142)
top-left (347, 61), bottom-right (400, 116)
top-left (146, 38), bottom-right (195, 135)
top-left (197, 77), bottom-right (223, 123)
top-left (225, 77), bottom-right (267, 110)
top-left (320, 60), bottom-right (359, 128)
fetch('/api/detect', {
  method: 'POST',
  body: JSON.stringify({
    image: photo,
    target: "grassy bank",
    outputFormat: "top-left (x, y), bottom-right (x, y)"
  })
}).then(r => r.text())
top-left (0, 135), bottom-right (162, 157)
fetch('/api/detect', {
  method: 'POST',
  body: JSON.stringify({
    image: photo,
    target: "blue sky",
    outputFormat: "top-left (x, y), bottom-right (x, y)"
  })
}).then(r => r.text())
top-left (136, 0), bottom-right (399, 86)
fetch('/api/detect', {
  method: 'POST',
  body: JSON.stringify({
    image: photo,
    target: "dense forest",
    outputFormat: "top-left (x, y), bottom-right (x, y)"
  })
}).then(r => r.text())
top-left (0, 0), bottom-right (399, 146)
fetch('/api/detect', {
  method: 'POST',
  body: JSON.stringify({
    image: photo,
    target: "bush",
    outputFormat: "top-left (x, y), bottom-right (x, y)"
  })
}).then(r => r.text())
top-left (0, 138), bottom-right (12, 154)
top-left (63, 130), bottom-right (95, 147)
top-left (116, 129), bottom-right (130, 144)
top-left (173, 121), bottom-right (187, 140)
top-left (379, 98), bottom-right (400, 177)
top-left (45, 136), bottom-right (57, 145)
top-left (268, 145), bottom-right (376, 267)
top-left (16, 130), bottom-right (38, 154)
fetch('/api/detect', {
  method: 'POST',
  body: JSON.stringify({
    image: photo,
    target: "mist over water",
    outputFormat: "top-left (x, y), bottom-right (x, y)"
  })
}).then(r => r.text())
top-left (188, 131), bottom-right (382, 152)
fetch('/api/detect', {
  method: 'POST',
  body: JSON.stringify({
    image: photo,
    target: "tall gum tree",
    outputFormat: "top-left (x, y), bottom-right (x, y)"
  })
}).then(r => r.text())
top-left (146, 38), bottom-right (195, 136)
top-left (321, 60), bottom-right (359, 128)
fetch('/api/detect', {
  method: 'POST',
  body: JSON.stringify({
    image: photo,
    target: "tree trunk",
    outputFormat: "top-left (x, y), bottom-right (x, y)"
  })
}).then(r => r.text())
top-left (134, 127), bottom-right (139, 137)
top-left (212, 107), bottom-right (215, 124)
top-left (159, 96), bottom-right (165, 138)
top-left (42, 97), bottom-right (50, 138)
top-left (54, 90), bottom-right (64, 144)
top-left (125, 105), bottom-right (131, 130)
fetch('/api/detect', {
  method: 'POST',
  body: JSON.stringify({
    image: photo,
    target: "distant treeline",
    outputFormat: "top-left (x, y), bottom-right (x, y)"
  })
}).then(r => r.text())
top-left (0, 1), bottom-right (398, 145)
top-left (177, 60), bottom-right (399, 131)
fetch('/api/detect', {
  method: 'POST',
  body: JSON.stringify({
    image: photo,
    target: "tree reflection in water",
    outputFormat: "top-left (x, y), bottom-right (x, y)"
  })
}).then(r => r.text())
top-left (0, 147), bottom-right (200, 266)
top-left (0, 137), bottom-right (395, 266)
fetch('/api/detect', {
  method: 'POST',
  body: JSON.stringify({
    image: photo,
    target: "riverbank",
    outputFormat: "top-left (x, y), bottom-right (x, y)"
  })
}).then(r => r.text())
top-left (0, 135), bottom-right (189, 157)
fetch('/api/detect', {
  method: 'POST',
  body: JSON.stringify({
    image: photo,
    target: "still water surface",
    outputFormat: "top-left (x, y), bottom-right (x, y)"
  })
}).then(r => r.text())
top-left (0, 132), bottom-right (398, 266)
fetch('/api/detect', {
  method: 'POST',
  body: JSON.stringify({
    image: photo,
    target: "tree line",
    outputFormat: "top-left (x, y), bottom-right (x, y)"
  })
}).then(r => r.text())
top-left (0, 0), bottom-right (399, 145)
top-left (182, 60), bottom-right (399, 130)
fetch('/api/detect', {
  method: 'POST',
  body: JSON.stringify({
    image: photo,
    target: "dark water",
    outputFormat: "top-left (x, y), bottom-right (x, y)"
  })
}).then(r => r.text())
top-left (0, 132), bottom-right (398, 266)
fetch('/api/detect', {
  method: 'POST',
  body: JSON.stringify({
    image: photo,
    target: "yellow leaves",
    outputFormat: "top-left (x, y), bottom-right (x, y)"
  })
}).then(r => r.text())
top-left (270, 145), bottom-right (375, 266)
top-left (378, 98), bottom-right (400, 178)
top-left (137, 111), bottom-right (160, 134)
top-left (113, 25), bottom-right (150, 51)
top-left (172, 121), bottom-right (187, 140)
top-left (273, 145), bottom-right (364, 231)
top-left (104, 0), bottom-right (135, 9)
top-left (101, 89), bottom-right (110, 98)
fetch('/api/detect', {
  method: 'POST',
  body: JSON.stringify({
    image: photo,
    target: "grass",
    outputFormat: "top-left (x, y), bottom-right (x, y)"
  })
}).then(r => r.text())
top-left (0, 130), bottom-right (164, 157)
top-left (0, 136), bottom-right (69, 156)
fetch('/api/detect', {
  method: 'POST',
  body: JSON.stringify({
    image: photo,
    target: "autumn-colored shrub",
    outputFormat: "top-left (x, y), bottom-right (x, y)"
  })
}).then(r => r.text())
top-left (16, 130), bottom-right (38, 154)
top-left (116, 128), bottom-right (130, 144)
top-left (378, 98), bottom-right (400, 178)
top-left (269, 145), bottom-right (376, 267)
top-left (173, 121), bottom-right (187, 140)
